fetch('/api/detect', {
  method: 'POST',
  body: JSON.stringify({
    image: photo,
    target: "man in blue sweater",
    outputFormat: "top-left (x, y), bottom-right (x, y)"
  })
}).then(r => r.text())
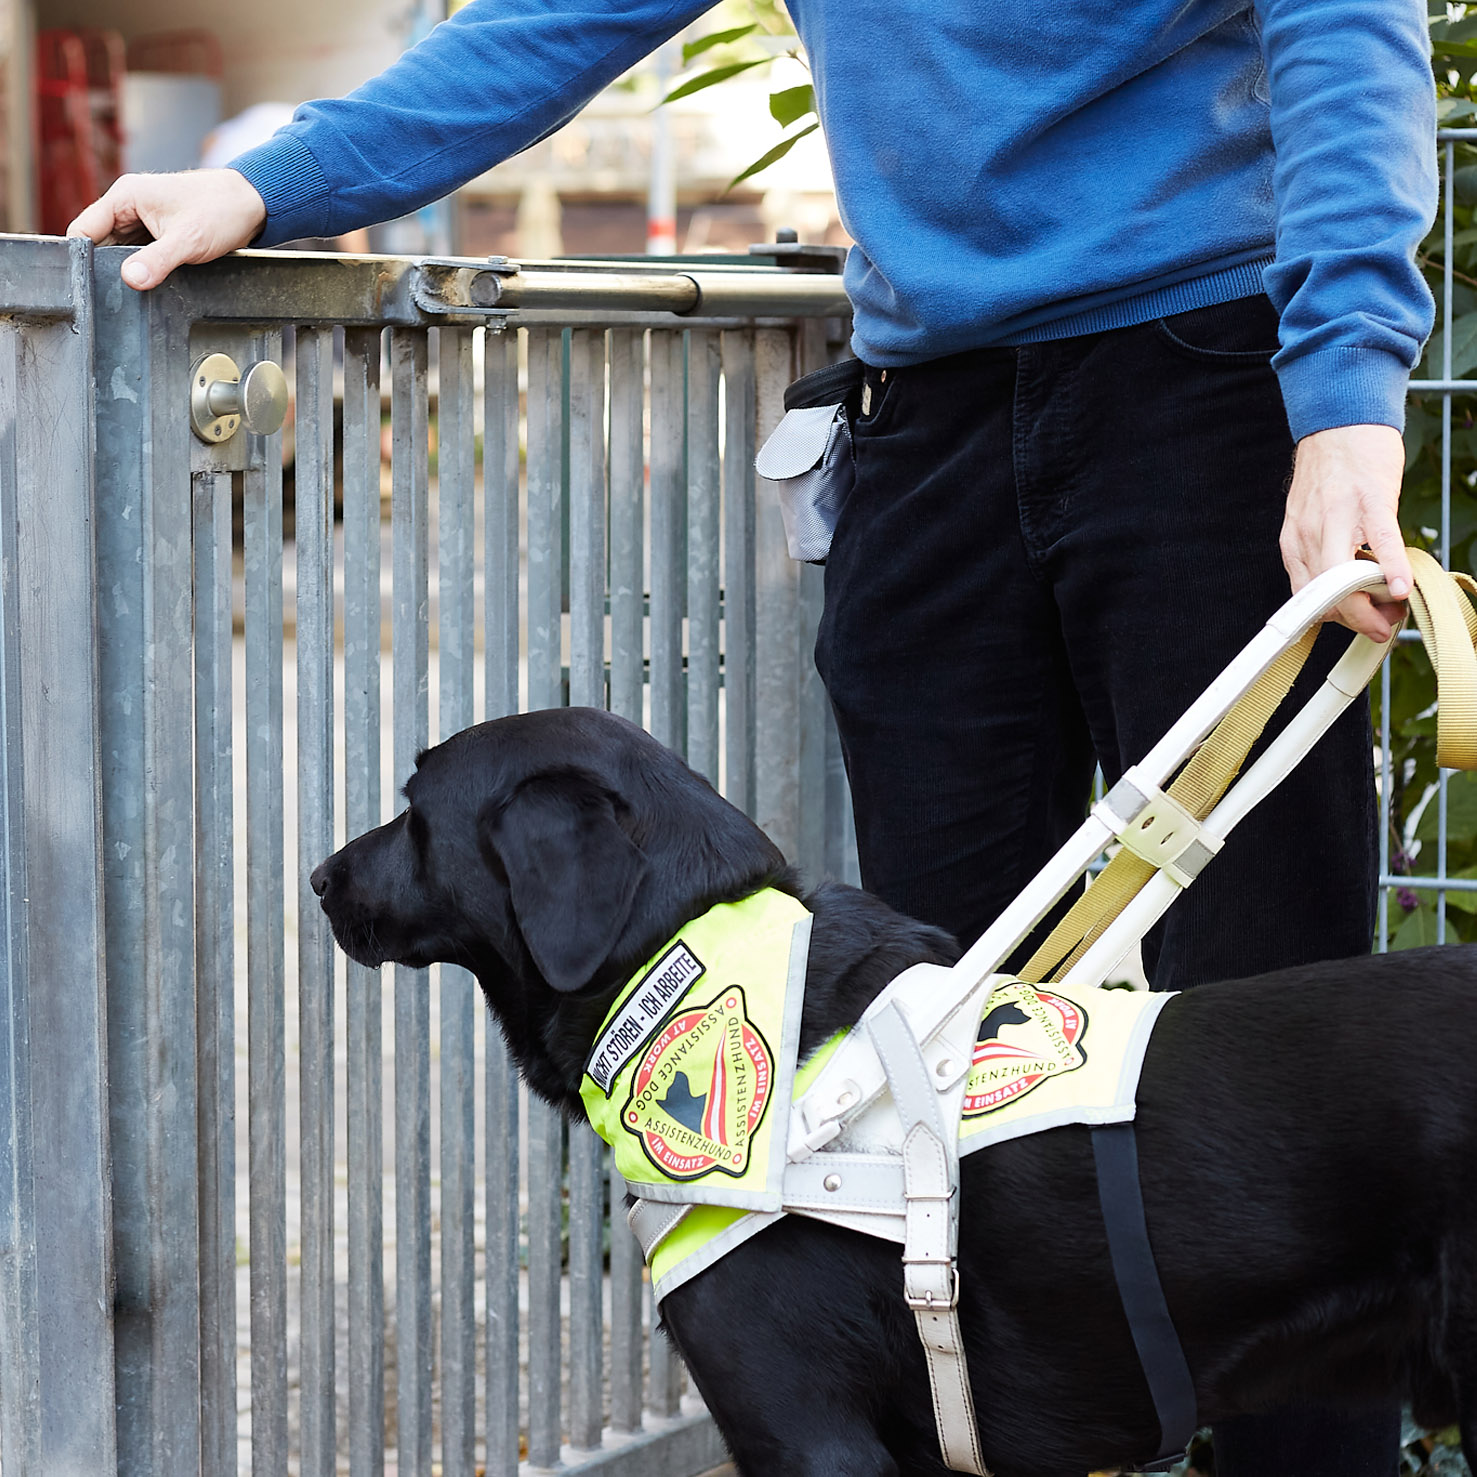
top-left (73, 2), bottom-right (1434, 1472)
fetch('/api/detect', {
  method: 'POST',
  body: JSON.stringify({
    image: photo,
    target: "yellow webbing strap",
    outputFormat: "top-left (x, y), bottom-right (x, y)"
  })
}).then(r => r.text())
top-left (1404, 546), bottom-right (1477, 770)
top-left (1020, 548), bottom-right (1477, 987)
top-left (1019, 626), bottom-right (1318, 984)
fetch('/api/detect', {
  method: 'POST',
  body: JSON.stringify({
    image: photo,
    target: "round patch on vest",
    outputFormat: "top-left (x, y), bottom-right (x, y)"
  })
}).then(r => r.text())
top-left (961, 982), bottom-right (1088, 1118)
top-left (620, 986), bottom-right (774, 1180)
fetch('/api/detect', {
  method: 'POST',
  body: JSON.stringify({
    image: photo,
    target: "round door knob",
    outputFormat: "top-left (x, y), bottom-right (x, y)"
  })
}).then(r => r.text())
top-left (190, 353), bottom-right (289, 443)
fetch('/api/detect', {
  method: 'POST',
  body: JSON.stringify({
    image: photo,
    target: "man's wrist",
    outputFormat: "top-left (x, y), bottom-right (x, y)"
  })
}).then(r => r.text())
top-left (1276, 346), bottom-right (1410, 444)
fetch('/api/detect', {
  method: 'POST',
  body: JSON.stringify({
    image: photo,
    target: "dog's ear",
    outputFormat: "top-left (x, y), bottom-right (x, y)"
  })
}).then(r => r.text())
top-left (482, 769), bottom-right (648, 993)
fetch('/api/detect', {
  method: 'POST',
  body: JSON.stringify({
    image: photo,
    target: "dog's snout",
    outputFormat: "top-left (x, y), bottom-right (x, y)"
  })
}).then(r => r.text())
top-left (310, 859), bottom-right (331, 898)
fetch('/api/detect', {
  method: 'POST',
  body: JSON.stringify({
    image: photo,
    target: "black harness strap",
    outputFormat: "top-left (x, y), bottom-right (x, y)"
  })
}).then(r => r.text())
top-left (1091, 1122), bottom-right (1198, 1468)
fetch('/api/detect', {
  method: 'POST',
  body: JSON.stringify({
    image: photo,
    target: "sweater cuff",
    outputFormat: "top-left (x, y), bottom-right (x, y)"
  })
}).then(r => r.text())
top-left (1275, 345), bottom-right (1412, 442)
top-left (228, 134), bottom-right (332, 248)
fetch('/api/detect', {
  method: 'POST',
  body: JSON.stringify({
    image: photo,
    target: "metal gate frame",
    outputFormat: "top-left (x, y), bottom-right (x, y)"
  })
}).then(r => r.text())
top-left (2, 235), bottom-right (857, 1477)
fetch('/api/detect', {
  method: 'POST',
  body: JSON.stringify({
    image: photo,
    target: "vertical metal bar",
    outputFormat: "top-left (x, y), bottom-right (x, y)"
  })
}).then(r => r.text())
top-left (237, 329), bottom-right (289, 1477)
top-left (194, 467), bottom-right (237, 1477)
top-left (526, 1104), bottom-right (565, 1468)
top-left (648, 325), bottom-right (690, 1419)
top-left (649, 330), bottom-right (686, 753)
top-left (524, 324), bottom-right (566, 1468)
top-left (606, 325), bottom-right (646, 1436)
top-left (568, 327), bottom-right (608, 712)
top-left (567, 327), bottom-right (608, 1452)
top-left (645, 328), bottom-right (690, 1415)
top-left (686, 330), bottom-right (721, 784)
top-left (1378, 657), bottom-right (1392, 952)
top-left (0, 321), bottom-right (38, 1477)
top-left (437, 326), bottom-right (478, 1477)
top-left (720, 330), bottom-right (758, 820)
top-left (391, 327), bottom-right (433, 1477)
top-left (484, 327), bottom-right (521, 721)
top-left (0, 239), bottom-right (117, 1475)
top-left (94, 263), bottom-right (203, 1477)
top-left (795, 321), bottom-right (832, 881)
top-left (482, 325), bottom-right (520, 1477)
top-left (526, 327), bottom-right (564, 714)
top-left (296, 324), bottom-right (337, 1477)
top-left (243, 327), bottom-right (289, 1477)
top-left (752, 327), bottom-right (802, 862)
top-left (609, 327), bottom-right (646, 729)
top-left (1437, 137), bottom-right (1455, 943)
top-left (342, 326), bottom-right (386, 1477)
top-left (647, 1279), bottom-right (682, 1421)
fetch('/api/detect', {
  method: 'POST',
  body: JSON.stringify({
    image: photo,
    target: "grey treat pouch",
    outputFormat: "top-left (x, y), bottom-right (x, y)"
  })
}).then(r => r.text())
top-left (755, 358), bottom-right (865, 564)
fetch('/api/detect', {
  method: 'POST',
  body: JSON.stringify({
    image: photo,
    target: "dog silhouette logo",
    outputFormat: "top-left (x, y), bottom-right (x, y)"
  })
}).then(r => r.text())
top-left (621, 987), bottom-right (774, 1181)
top-left (961, 982), bottom-right (1088, 1118)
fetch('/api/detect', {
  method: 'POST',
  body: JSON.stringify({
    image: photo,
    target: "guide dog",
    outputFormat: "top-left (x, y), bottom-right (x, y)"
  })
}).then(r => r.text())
top-left (310, 705), bottom-right (1477, 1477)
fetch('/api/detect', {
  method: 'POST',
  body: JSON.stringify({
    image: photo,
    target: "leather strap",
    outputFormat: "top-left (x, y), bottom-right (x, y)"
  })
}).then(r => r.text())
top-left (1020, 625), bottom-right (1319, 985)
top-left (869, 1002), bottom-right (989, 1475)
top-left (627, 1197), bottom-right (692, 1261)
top-left (1092, 1123), bottom-right (1197, 1464)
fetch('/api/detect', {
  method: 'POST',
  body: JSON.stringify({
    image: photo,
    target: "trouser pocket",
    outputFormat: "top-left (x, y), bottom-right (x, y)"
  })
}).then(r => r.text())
top-left (754, 357), bottom-right (865, 564)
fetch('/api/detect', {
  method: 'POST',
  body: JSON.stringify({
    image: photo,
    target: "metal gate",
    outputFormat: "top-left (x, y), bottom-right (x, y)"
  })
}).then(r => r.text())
top-left (0, 234), bottom-right (853, 1476)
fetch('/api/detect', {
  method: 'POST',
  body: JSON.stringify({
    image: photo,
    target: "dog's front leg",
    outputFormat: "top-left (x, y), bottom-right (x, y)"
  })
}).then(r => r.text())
top-left (659, 1219), bottom-right (923, 1476)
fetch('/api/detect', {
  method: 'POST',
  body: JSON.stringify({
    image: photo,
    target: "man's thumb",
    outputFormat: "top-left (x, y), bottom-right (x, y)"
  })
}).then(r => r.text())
top-left (121, 241), bottom-right (183, 291)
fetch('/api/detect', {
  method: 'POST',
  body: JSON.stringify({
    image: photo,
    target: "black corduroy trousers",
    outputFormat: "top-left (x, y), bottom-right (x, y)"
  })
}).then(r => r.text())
top-left (815, 292), bottom-right (1398, 1476)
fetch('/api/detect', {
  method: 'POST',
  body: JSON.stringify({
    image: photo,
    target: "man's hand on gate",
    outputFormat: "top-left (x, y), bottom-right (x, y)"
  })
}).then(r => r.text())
top-left (67, 170), bottom-right (268, 291)
top-left (1280, 422), bottom-right (1411, 642)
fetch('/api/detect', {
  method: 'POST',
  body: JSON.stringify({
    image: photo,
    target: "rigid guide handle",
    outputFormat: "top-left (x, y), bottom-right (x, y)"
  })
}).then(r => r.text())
top-left (190, 352), bottom-right (289, 444)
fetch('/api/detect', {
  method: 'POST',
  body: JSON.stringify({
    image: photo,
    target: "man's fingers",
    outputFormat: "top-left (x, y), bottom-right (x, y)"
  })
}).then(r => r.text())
top-left (1327, 591), bottom-right (1396, 643)
top-left (121, 242), bottom-right (183, 291)
top-left (66, 194), bottom-right (121, 242)
top-left (1364, 520), bottom-right (1412, 602)
top-left (63, 170), bottom-right (268, 290)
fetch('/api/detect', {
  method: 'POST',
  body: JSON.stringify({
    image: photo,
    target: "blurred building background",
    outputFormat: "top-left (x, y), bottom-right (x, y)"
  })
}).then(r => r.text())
top-left (0, 0), bottom-right (846, 256)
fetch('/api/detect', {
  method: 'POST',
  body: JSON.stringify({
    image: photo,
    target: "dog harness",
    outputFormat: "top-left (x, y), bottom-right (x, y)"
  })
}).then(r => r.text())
top-left (580, 888), bottom-right (1185, 1475)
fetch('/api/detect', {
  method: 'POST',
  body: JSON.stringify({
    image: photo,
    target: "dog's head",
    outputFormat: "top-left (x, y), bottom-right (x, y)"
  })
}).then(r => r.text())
top-left (310, 707), bottom-right (791, 1106)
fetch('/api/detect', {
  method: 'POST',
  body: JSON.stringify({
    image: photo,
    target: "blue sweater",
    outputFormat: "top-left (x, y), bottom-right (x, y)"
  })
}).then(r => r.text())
top-left (231, 0), bottom-right (1437, 440)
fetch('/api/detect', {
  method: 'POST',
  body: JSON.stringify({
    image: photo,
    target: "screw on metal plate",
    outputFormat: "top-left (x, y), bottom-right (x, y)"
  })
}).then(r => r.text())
top-left (190, 353), bottom-right (289, 444)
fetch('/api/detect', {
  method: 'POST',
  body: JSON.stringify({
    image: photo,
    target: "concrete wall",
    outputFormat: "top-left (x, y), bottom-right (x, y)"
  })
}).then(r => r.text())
top-left (35, 0), bottom-right (408, 115)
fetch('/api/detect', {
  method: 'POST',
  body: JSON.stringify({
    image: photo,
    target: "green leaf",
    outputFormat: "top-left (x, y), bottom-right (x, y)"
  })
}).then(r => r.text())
top-left (769, 83), bottom-right (816, 128)
top-left (681, 24), bottom-right (758, 64)
top-left (726, 121), bottom-right (820, 191)
top-left (1390, 899), bottom-right (1449, 949)
top-left (1415, 770), bottom-right (1477, 846)
top-left (1421, 310), bottom-right (1477, 379)
top-left (663, 58), bottom-right (771, 104)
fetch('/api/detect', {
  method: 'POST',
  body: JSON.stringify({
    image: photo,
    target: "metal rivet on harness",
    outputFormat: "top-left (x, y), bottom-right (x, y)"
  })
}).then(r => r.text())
top-left (823, 1174), bottom-right (841, 1191)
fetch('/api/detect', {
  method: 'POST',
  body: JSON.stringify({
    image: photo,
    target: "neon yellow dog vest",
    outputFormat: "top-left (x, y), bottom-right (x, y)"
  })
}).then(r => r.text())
top-left (581, 890), bottom-right (1170, 1301)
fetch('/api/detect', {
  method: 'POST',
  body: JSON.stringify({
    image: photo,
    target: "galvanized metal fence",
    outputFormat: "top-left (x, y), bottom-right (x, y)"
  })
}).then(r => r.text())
top-left (1376, 128), bottom-right (1475, 950)
top-left (0, 235), bottom-right (853, 1477)
top-left (0, 176), bottom-right (1469, 1477)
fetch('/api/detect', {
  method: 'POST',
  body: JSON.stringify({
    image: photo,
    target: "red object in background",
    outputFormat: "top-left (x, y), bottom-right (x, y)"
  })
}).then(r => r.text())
top-left (125, 30), bottom-right (224, 79)
top-left (78, 30), bottom-right (125, 190)
top-left (37, 30), bottom-right (98, 236)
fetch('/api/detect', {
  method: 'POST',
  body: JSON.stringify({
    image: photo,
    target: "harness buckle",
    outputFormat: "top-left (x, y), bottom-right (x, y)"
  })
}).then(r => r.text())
top-left (904, 1265), bottom-right (961, 1312)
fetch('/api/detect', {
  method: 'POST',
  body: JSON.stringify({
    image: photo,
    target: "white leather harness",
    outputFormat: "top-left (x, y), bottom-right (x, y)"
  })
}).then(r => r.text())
top-left (627, 952), bottom-right (1171, 1476)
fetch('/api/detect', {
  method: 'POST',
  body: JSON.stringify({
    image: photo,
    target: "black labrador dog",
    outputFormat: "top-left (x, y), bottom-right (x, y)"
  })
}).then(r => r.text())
top-left (310, 705), bottom-right (1477, 1477)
